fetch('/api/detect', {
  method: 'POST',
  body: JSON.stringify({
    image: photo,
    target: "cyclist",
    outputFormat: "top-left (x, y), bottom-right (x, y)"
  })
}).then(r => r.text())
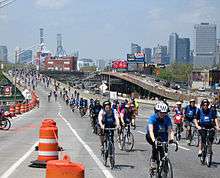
top-left (173, 101), bottom-right (183, 115)
top-left (194, 99), bottom-right (220, 157)
top-left (89, 99), bottom-right (95, 114)
top-left (98, 101), bottom-right (120, 152)
top-left (173, 101), bottom-right (184, 132)
top-left (184, 99), bottom-right (198, 143)
top-left (119, 103), bottom-right (133, 127)
top-left (91, 99), bottom-right (102, 134)
top-left (146, 102), bottom-right (174, 169)
top-left (112, 100), bottom-right (118, 110)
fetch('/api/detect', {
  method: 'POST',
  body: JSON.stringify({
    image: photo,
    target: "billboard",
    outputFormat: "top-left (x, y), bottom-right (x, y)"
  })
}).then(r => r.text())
top-left (112, 60), bottom-right (128, 69)
top-left (127, 52), bottom-right (145, 63)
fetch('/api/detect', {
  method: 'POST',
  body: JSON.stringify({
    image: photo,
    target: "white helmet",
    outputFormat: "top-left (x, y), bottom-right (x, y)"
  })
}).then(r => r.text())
top-left (155, 102), bottom-right (168, 113)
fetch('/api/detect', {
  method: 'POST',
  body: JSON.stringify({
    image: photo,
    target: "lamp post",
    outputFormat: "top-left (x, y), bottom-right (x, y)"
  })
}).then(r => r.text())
top-left (108, 62), bottom-right (111, 100)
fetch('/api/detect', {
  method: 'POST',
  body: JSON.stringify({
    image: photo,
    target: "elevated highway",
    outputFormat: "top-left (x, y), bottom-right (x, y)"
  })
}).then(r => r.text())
top-left (101, 72), bottom-right (211, 101)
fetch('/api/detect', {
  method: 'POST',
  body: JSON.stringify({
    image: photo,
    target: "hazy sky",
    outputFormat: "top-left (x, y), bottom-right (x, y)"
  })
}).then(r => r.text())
top-left (0, 0), bottom-right (220, 62)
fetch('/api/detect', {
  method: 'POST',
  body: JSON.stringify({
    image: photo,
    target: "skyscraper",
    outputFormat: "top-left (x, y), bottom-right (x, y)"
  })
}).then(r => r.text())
top-left (154, 45), bottom-right (168, 64)
top-left (168, 33), bottom-right (190, 64)
top-left (216, 39), bottom-right (220, 66)
top-left (169, 33), bottom-right (178, 63)
top-left (176, 38), bottom-right (190, 64)
top-left (143, 48), bottom-right (152, 64)
top-left (19, 50), bottom-right (33, 64)
top-left (193, 23), bottom-right (217, 68)
top-left (0, 45), bottom-right (8, 63)
top-left (131, 43), bottom-right (141, 54)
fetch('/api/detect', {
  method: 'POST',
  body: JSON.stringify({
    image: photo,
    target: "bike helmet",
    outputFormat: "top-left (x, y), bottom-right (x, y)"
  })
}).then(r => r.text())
top-left (95, 99), bottom-right (100, 105)
top-left (155, 102), bottom-right (168, 113)
top-left (201, 99), bottom-right (210, 106)
top-left (176, 101), bottom-right (182, 105)
top-left (103, 100), bottom-right (111, 108)
top-left (189, 99), bottom-right (195, 103)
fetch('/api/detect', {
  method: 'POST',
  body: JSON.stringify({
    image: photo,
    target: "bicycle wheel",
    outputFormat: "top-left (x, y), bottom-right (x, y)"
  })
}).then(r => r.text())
top-left (190, 128), bottom-right (198, 146)
top-left (109, 141), bottom-right (115, 169)
top-left (200, 148), bottom-right (206, 165)
top-left (117, 130), bottom-right (123, 150)
top-left (1, 118), bottom-right (11, 130)
top-left (161, 158), bottom-right (173, 178)
top-left (101, 143), bottom-right (108, 167)
top-left (206, 144), bottom-right (212, 167)
top-left (123, 132), bottom-right (134, 152)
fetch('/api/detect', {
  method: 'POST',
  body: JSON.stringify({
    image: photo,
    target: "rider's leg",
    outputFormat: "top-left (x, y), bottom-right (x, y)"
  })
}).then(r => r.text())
top-left (198, 129), bottom-right (207, 156)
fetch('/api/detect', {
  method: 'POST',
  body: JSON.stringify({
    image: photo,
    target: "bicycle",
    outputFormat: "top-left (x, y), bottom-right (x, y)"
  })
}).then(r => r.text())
top-left (185, 122), bottom-right (200, 147)
top-left (0, 115), bottom-right (12, 130)
top-left (149, 141), bottom-right (178, 178)
top-left (117, 123), bottom-right (134, 152)
top-left (101, 128), bottom-right (116, 169)
top-left (200, 128), bottom-right (215, 167)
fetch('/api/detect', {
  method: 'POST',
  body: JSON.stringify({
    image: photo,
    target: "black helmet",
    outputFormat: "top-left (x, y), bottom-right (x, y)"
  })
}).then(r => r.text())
top-left (103, 100), bottom-right (111, 108)
top-left (201, 99), bottom-right (210, 107)
top-left (95, 99), bottom-right (100, 105)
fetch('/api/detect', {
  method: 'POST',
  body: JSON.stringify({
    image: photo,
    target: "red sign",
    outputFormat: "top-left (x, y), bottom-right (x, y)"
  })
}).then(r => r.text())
top-left (4, 86), bottom-right (12, 96)
top-left (112, 60), bottom-right (128, 69)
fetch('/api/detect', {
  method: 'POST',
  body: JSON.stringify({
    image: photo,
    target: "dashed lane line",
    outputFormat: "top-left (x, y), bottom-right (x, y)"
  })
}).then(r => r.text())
top-left (0, 141), bottom-right (38, 178)
top-left (137, 130), bottom-right (190, 151)
top-left (58, 112), bottom-right (114, 178)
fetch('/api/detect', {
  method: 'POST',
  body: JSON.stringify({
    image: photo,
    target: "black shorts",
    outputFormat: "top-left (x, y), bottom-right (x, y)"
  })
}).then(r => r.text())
top-left (198, 128), bottom-right (215, 144)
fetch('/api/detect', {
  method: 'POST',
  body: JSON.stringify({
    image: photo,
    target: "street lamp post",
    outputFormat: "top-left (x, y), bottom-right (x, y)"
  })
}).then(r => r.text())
top-left (108, 62), bottom-right (111, 100)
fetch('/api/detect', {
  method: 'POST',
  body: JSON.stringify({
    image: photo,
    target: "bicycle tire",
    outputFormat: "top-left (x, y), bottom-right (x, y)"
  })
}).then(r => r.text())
top-left (206, 153), bottom-right (212, 167)
top-left (200, 148), bottom-right (206, 165)
top-left (109, 140), bottom-right (115, 169)
top-left (2, 118), bottom-right (11, 130)
top-left (123, 132), bottom-right (134, 152)
top-left (117, 131), bottom-right (123, 150)
top-left (161, 158), bottom-right (173, 178)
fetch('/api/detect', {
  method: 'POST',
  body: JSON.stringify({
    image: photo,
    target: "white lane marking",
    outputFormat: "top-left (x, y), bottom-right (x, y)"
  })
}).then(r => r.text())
top-left (137, 131), bottom-right (146, 135)
top-left (0, 141), bottom-right (38, 178)
top-left (137, 130), bottom-right (190, 151)
top-left (58, 112), bottom-right (114, 178)
top-left (178, 145), bottom-right (190, 151)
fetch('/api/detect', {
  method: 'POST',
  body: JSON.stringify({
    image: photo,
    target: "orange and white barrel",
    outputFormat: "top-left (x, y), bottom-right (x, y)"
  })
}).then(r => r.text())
top-left (20, 104), bottom-right (25, 114)
top-left (9, 105), bottom-right (15, 115)
top-left (38, 119), bottom-right (58, 162)
top-left (15, 103), bottom-right (21, 114)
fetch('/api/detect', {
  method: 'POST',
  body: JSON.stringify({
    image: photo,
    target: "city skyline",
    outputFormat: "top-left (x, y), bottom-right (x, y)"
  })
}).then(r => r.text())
top-left (0, 0), bottom-right (220, 62)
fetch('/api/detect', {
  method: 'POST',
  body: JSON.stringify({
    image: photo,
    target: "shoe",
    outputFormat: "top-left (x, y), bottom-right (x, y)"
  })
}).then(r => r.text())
top-left (150, 160), bottom-right (157, 170)
top-left (198, 150), bottom-right (202, 157)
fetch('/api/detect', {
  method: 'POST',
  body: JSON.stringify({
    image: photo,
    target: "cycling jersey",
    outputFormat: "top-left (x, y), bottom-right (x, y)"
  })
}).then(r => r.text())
top-left (92, 105), bottom-right (102, 116)
top-left (184, 105), bottom-right (198, 122)
top-left (101, 109), bottom-right (117, 128)
top-left (197, 108), bottom-right (216, 128)
top-left (146, 114), bottom-right (172, 142)
top-left (121, 108), bottom-right (132, 124)
top-left (174, 107), bottom-right (183, 115)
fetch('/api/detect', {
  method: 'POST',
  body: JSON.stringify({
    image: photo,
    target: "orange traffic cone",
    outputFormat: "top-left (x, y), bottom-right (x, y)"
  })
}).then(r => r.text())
top-left (30, 119), bottom-right (59, 168)
top-left (46, 155), bottom-right (84, 178)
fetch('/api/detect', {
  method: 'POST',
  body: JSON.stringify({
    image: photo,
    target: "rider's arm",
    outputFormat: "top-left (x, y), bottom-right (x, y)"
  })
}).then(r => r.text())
top-left (148, 124), bottom-right (156, 142)
top-left (168, 126), bottom-right (174, 141)
top-left (194, 110), bottom-right (201, 130)
top-left (98, 110), bottom-right (105, 129)
top-left (114, 109), bottom-right (120, 127)
top-left (120, 111), bottom-right (125, 125)
top-left (214, 117), bottom-right (220, 130)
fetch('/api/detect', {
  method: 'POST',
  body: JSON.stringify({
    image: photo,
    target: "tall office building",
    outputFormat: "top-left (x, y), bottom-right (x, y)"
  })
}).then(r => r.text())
top-left (96, 59), bottom-right (106, 70)
top-left (168, 33), bottom-right (190, 64)
top-left (154, 45), bottom-right (168, 64)
top-left (19, 50), bottom-right (33, 64)
top-left (216, 39), bottom-right (220, 66)
top-left (193, 23), bottom-right (217, 68)
top-left (143, 48), bottom-right (152, 64)
top-left (168, 33), bottom-right (178, 63)
top-left (131, 43), bottom-right (141, 54)
top-left (176, 38), bottom-right (190, 64)
top-left (0, 46), bottom-right (8, 63)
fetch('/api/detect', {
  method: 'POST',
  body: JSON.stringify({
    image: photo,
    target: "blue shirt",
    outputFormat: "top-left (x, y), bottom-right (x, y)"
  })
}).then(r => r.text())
top-left (146, 113), bottom-right (172, 142)
top-left (197, 108), bottom-right (215, 128)
top-left (184, 105), bottom-right (198, 121)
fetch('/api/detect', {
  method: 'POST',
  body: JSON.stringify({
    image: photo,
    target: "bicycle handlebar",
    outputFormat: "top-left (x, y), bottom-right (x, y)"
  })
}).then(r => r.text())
top-left (104, 128), bottom-right (117, 131)
top-left (156, 141), bottom-right (178, 152)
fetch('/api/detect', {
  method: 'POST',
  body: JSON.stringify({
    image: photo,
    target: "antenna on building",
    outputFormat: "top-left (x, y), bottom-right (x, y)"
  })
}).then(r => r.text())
top-left (55, 33), bottom-right (67, 58)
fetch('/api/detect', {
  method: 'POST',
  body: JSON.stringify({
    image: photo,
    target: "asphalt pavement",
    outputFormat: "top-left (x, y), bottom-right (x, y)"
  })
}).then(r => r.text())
top-left (0, 82), bottom-right (220, 178)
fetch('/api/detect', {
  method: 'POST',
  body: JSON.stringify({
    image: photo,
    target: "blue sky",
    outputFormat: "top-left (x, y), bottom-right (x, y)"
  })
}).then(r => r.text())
top-left (0, 0), bottom-right (220, 61)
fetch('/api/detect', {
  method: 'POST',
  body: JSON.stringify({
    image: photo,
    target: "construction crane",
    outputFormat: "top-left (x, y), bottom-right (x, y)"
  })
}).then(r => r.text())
top-left (0, 0), bottom-right (16, 9)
